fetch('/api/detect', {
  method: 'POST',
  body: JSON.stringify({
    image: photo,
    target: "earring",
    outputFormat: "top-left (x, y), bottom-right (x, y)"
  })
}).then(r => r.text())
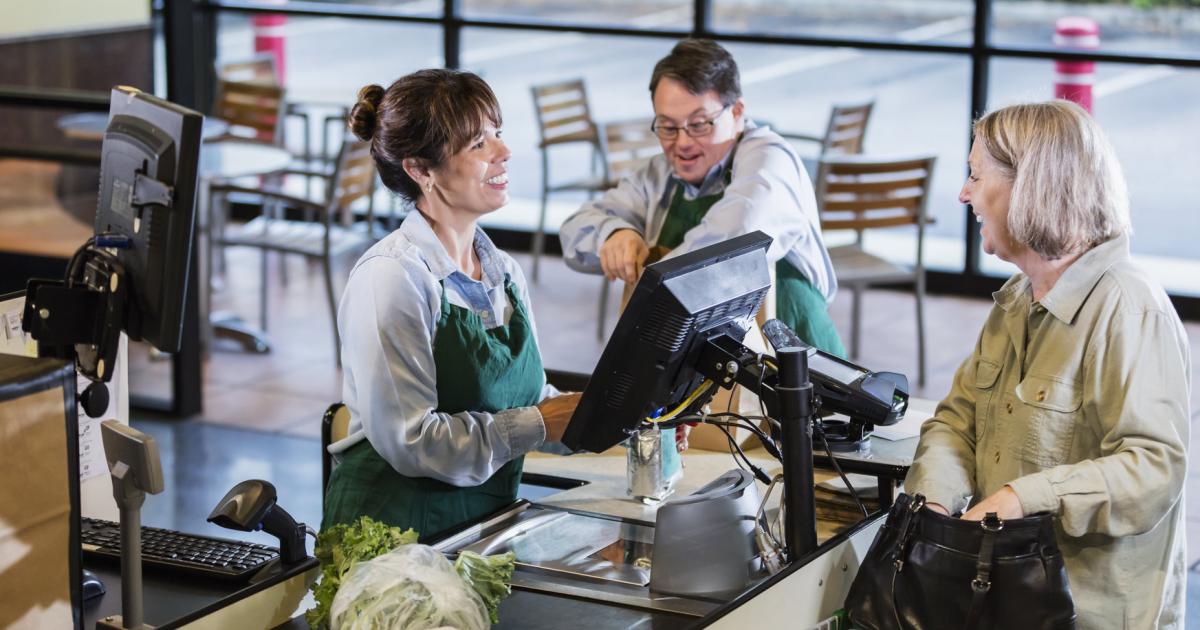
top-left (425, 181), bottom-right (433, 193)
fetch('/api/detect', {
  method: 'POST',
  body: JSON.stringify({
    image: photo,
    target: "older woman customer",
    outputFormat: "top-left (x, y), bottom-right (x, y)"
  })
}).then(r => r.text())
top-left (323, 69), bottom-right (580, 539)
top-left (904, 100), bottom-right (1189, 628)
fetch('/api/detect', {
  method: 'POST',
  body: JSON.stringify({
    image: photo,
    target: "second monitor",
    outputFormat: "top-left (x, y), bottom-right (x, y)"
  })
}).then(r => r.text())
top-left (562, 232), bottom-right (772, 453)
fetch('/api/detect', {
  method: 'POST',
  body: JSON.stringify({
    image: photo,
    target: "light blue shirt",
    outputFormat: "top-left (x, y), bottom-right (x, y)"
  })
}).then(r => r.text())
top-left (330, 211), bottom-right (560, 486)
top-left (559, 122), bottom-right (837, 301)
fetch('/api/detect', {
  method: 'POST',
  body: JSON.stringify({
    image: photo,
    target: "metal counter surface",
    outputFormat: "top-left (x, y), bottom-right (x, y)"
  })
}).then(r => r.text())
top-left (520, 396), bottom-right (934, 524)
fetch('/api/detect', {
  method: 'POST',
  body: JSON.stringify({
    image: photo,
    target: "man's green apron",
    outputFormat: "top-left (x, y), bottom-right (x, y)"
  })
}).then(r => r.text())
top-left (655, 163), bottom-right (846, 357)
top-left (323, 279), bottom-right (544, 540)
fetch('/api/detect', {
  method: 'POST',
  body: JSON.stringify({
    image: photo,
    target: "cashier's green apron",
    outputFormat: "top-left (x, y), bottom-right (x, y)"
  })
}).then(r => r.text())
top-left (655, 159), bottom-right (846, 358)
top-left (323, 278), bottom-right (544, 540)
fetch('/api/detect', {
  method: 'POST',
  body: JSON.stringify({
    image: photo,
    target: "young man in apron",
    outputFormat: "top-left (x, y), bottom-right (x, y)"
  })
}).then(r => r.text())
top-left (560, 39), bottom-right (844, 357)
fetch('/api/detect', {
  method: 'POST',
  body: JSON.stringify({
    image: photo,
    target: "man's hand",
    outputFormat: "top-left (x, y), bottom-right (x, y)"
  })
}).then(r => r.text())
top-left (537, 392), bottom-right (582, 444)
top-left (599, 229), bottom-right (649, 284)
top-left (961, 486), bottom-right (1025, 521)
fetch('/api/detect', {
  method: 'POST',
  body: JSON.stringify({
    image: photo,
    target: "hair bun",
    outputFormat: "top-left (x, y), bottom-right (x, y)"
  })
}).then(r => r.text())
top-left (349, 84), bottom-right (385, 141)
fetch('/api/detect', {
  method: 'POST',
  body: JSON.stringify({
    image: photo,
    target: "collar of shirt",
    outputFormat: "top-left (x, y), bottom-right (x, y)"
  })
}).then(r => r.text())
top-left (398, 211), bottom-right (507, 287)
top-left (397, 211), bottom-right (510, 325)
top-left (1038, 233), bottom-right (1130, 324)
top-left (671, 120), bottom-right (757, 199)
top-left (991, 233), bottom-right (1130, 325)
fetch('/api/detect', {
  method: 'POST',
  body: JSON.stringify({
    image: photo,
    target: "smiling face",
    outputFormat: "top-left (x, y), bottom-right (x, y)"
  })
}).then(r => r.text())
top-left (651, 76), bottom-right (744, 185)
top-left (428, 120), bottom-right (511, 217)
top-left (962, 141), bottom-right (1021, 262)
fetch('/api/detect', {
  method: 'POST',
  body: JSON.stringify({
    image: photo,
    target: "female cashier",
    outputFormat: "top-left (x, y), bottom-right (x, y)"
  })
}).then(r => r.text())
top-left (323, 69), bottom-right (580, 539)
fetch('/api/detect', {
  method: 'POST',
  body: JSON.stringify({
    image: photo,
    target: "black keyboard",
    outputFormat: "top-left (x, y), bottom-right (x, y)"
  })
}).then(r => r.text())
top-left (81, 516), bottom-right (279, 581)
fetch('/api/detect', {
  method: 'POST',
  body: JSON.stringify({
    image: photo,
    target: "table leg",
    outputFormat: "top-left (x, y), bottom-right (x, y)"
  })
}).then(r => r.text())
top-left (202, 175), bottom-right (272, 355)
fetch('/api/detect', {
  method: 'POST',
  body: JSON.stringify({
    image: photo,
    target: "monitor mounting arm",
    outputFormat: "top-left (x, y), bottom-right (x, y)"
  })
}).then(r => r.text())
top-left (694, 332), bottom-right (818, 563)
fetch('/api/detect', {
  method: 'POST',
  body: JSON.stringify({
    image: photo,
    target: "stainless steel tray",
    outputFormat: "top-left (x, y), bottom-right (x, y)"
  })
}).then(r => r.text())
top-left (436, 503), bottom-right (725, 617)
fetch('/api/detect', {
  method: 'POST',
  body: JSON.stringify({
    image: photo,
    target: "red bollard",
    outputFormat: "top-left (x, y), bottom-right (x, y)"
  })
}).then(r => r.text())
top-left (1053, 17), bottom-right (1100, 113)
top-left (252, 13), bottom-right (288, 84)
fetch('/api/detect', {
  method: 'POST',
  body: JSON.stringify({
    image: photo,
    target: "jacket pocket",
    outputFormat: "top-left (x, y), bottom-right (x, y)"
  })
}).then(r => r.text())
top-left (1014, 374), bottom-right (1082, 467)
top-left (973, 358), bottom-right (1001, 443)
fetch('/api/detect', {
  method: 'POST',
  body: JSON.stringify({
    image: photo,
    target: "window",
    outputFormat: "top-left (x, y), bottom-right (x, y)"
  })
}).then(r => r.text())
top-left (985, 57), bottom-right (1200, 295)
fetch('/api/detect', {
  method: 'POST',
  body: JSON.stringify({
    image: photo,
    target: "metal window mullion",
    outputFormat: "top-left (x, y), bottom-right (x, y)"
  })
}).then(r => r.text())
top-left (693, 0), bottom-right (709, 38)
top-left (964, 0), bottom-right (991, 278)
top-left (444, 0), bottom-right (460, 68)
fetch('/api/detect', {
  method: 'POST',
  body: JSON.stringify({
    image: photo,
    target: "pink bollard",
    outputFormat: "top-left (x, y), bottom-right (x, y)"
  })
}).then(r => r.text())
top-left (252, 14), bottom-right (288, 84)
top-left (1053, 17), bottom-right (1100, 113)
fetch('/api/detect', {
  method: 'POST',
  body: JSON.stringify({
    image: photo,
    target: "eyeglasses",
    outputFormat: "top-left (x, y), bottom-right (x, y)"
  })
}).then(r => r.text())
top-left (650, 105), bottom-right (731, 140)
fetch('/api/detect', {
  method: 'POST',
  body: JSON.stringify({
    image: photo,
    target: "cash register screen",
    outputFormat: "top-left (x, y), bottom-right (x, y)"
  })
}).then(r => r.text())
top-left (808, 352), bottom-right (868, 385)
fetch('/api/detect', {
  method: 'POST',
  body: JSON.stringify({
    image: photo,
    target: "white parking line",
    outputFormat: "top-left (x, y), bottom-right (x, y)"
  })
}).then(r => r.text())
top-left (742, 49), bottom-right (862, 85)
top-left (742, 16), bottom-right (973, 86)
top-left (458, 34), bottom-right (586, 65)
top-left (895, 16), bottom-right (973, 42)
top-left (1094, 65), bottom-right (1176, 98)
top-left (629, 6), bottom-right (691, 26)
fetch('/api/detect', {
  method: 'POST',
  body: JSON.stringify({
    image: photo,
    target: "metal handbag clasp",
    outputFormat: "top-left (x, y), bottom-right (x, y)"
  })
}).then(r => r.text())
top-left (893, 494), bottom-right (928, 572)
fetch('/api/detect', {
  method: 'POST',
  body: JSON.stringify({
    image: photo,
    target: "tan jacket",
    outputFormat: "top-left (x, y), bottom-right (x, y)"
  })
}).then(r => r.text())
top-left (905, 234), bottom-right (1189, 629)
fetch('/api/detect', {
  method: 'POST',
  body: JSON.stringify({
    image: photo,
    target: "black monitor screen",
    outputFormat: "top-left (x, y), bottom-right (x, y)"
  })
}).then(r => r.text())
top-left (94, 86), bottom-right (202, 353)
top-left (562, 232), bottom-right (772, 453)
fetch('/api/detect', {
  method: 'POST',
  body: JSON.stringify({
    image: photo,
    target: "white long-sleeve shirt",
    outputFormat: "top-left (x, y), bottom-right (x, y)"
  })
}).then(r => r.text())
top-left (330, 211), bottom-right (560, 486)
top-left (559, 121), bottom-right (837, 302)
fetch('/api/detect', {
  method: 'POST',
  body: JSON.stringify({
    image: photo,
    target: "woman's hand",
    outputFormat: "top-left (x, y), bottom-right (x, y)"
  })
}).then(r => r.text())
top-left (674, 423), bottom-right (695, 453)
top-left (925, 502), bottom-right (950, 516)
top-left (961, 486), bottom-right (1025, 521)
top-left (599, 229), bottom-right (649, 284)
top-left (537, 392), bottom-right (582, 444)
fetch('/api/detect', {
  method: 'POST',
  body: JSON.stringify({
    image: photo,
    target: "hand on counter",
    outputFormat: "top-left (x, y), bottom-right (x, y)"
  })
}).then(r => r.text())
top-left (538, 392), bottom-right (582, 444)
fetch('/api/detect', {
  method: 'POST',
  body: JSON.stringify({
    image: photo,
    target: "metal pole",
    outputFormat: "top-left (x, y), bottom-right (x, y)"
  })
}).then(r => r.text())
top-left (775, 347), bottom-right (817, 562)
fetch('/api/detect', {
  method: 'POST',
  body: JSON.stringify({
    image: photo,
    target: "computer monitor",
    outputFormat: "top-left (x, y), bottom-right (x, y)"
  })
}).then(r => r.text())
top-left (94, 86), bottom-right (202, 354)
top-left (562, 232), bottom-right (772, 453)
top-left (23, 87), bottom-right (202, 384)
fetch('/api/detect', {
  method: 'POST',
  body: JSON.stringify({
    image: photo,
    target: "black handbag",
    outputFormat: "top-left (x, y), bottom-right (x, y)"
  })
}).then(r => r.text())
top-left (844, 493), bottom-right (1075, 630)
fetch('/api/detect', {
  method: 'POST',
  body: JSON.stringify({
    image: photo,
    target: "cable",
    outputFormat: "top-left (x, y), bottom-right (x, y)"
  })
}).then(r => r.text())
top-left (713, 423), bottom-right (772, 484)
top-left (646, 379), bottom-right (713, 424)
top-left (755, 473), bottom-right (786, 575)
top-left (815, 424), bottom-right (869, 518)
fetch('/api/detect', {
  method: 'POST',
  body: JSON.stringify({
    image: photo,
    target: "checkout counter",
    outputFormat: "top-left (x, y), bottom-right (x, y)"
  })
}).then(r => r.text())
top-left (428, 400), bottom-right (928, 630)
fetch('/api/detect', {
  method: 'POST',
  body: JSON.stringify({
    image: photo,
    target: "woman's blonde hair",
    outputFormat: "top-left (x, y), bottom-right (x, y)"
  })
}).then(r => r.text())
top-left (973, 99), bottom-right (1130, 259)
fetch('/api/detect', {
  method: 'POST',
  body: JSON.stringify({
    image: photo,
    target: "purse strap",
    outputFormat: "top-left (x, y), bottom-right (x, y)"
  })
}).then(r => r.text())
top-left (963, 512), bottom-right (1003, 630)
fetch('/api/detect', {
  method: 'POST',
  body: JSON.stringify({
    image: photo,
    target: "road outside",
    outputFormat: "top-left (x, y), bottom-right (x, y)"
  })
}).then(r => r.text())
top-left (211, 0), bottom-right (1200, 293)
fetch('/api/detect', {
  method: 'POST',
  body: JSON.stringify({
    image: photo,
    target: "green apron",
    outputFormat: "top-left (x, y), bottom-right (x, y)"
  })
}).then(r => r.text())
top-left (655, 166), bottom-right (846, 358)
top-left (323, 279), bottom-right (544, 540)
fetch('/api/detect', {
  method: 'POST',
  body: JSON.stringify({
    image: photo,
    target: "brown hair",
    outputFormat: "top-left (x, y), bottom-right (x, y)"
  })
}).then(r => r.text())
top-left (349, 69), bottom-right (502, 202)
top-left (649, 39), bottom-right (741, 106)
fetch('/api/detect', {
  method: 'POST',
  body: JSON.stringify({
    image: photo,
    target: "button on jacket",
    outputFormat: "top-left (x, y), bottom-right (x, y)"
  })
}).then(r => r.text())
top-left (905, 234), bottom-right (1189, 629)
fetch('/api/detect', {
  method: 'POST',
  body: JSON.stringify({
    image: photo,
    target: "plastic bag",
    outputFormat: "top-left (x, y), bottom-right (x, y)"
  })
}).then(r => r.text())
top-left (330, 544), bottom-right (489, 630)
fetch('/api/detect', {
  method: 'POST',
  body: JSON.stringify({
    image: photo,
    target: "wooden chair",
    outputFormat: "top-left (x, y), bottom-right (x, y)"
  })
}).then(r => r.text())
top-left (211, 79), bottom-right (286, 144)
top-left (321, 402), bottom-right (351, 509)
top-left (209, 138), bottom-right (378, 366)
top-left (217, 55), bottom-right (349, 173)
top-left (530, 78), bottom-right (606, 282)
top-left (594, 117), bottom-right (661, 339)
top-left (779, 100), bottom-right (875, 178)
top-left (814, 154), bottom-right (936, 387)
